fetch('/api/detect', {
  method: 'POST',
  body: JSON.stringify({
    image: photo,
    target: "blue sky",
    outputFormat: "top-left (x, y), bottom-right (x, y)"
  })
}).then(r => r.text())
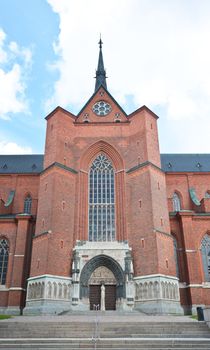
top-left (1, 0), bottom-right (210, 154)
top-left (0, 0), bottom-right (59, 153)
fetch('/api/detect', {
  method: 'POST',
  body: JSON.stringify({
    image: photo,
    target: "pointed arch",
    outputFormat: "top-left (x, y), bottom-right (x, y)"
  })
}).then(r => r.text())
top-left (80, 254), bottom-right (125, 299)
top-left (80, 140), bottom-right (124, 171)
top-left (23, 193), bottom-right (32, 214)
top-left (0, 238), bottom-right (9, 285)
top-left (201, 233), bottom-right (210, 282)
top-left (172, 192), bottom-right (181, 212)
top-left (77, 141), bottom-right (126, 241)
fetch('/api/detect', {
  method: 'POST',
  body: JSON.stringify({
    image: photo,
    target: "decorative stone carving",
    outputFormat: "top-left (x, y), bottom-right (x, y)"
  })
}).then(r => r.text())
top-left (135, 275), bottom-right (180, 301)
top-left (124, 251), bottom-right (134, 281)
top-left (89, 266), bottom-right (116, 285)
top-left (26, 275), bottom-right (72, 301)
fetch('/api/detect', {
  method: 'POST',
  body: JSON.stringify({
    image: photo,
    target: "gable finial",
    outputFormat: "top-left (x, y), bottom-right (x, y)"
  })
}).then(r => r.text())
top-left (95, 36), bottom-right (107, 92)
top-left (99, 34), bottom-right (103, 49)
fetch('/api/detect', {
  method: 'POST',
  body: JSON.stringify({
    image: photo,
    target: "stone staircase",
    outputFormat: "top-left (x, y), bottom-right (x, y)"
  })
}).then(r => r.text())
top-left (0, 314), bottom-right (210, 349)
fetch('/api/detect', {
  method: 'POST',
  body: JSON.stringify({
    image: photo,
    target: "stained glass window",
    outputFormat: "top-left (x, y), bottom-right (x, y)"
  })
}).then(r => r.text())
top-left (0, 239), bottom-right (9, 285)
top-left (88, 154), bottom-right (115, 241)
top-left (172, 193), bottom-right (181, 212)
top-left (24, 195), bottom-right (32, 214)
top-left (201, 234), bottom-right (210, 282)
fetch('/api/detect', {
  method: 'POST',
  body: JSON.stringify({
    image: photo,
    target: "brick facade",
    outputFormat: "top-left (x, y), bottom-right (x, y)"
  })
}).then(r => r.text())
top-left (0, 48), bottom-right (210, 315)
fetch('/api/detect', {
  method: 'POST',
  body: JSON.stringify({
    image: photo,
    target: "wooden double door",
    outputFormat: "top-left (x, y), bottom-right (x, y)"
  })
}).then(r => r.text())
top-left (89, 284), bottom-right (116, 310)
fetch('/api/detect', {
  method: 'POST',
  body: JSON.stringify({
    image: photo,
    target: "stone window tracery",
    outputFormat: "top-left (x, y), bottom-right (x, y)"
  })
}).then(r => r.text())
top-left (88, 154), bottom-right (115, 241)
top-left (201, 234), bottom-right (210, 282)
top-left (0, 239), bottom-right (9, 285)
top-left (24, 194), bottom-right (32, 214)
top-left (172, 192), bottom-right (181, 212)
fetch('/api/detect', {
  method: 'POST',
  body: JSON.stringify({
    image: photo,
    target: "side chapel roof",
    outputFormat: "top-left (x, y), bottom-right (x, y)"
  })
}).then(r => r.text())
top-left (0, 154), bottom-right (210, 174)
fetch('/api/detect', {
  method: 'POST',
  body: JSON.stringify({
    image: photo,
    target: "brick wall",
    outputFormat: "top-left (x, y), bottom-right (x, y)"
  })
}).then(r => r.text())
top-left (1, 88), bottom-right (210, 312)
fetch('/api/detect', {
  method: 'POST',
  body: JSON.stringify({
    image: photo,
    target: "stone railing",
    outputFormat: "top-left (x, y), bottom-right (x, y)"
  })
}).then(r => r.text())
top-left (26, 275), bottom-right (72, 301)
top-left (135, 275), bottom-right (180, 301)
top-left (204, 307), bottom-right (210, 328)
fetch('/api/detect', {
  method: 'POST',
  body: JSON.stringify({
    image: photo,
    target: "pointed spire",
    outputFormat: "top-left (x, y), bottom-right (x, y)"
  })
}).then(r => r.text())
top-left (95, 36), bottom-right (107, 91)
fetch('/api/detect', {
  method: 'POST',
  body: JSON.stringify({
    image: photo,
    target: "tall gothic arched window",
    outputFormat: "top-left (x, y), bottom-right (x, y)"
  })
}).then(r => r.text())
top-left (172, 192), bottom-right (181, 212)
top-left (89, 154), bottom-right (115, 241)
top-left (201, 234), bottom-right (210, 282)
top-left (24, 195), bottom-right (32, 214)
top-left (0, 239), bottom-right (9, 285)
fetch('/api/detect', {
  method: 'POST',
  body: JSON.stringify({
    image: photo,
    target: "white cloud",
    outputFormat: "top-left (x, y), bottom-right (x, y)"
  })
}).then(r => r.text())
top-left (0, 29), bottom-right (7, 63)
top-left (0, 141), bottom-right (32, 155)
top-left (0, 28), bottom-right (32, 120)
top-left (0, 64), bottom-right (26, 119)
top-left (9, 41), bottom-right (32, 65)
top-left (47, 0), bottom-right (210, 152)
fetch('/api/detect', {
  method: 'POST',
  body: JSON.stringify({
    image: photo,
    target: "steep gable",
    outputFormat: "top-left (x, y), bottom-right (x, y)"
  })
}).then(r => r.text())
top-left (76, 85), bottom-right (129, 124)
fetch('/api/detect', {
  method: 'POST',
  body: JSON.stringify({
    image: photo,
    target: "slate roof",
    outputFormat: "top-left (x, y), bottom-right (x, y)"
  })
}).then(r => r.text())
top-left (161, 154), bottom-right (210, 172)
top-left (0, 153), bottom-right (210, 174)
top-left (95, 38), bottom-right (107, 92)
top-left (0, 155), bottom-right (44, 174)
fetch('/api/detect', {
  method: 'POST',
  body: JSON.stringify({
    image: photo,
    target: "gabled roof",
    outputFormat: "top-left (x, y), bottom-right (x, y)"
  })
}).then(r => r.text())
top-left (77, 84), bottom-right (128, 118)
top-left (0, 154), bottom-right (44, 174)
top-left (161, 154), bottom-right (210, 172)
top-left (45, 106), bottom-right (76, 120)
top-left (128, 105), bottom-right (159, 120)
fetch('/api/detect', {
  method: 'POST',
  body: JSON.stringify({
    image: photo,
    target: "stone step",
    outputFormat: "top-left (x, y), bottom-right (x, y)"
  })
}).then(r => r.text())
top-left (2, 327), bottom-right (208, 332)
top-left (0, 318), bottom-right (209, 349)
top-left (0, 339), bottom-right (210, 349)
top-left (1, 330), bottom-right (209, 337)
top-left (0, 322), bottom-right (208, 329)
top-left (0, 324), bottom-right (206, 327)
top-left (2, 348), bottom-right (210, 350)
top-left (1, 332), bottom-right (210, 338)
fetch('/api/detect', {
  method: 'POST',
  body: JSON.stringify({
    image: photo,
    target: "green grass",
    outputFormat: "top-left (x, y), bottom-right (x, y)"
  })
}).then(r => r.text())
top-left (190, 314), bottom-right (198, 320)
top-left (0, 315), bottom-right (12, 320)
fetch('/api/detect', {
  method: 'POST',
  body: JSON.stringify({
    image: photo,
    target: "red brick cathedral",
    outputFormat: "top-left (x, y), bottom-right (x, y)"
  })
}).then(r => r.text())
top-left (0, 40), bottom-right (210, 315)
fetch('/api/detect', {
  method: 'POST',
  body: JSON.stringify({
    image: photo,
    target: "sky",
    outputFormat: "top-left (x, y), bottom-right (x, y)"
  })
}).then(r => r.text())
top-left (0, 0), bottom-right (210, 154)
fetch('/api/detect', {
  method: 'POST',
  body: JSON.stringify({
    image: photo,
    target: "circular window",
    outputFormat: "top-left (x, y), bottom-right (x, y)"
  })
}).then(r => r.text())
top-left (92, 101), bottom-right (112, 116)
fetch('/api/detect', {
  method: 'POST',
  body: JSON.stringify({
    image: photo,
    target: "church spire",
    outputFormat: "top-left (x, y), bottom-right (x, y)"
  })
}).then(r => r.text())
top-left (95, 36), bottom-right (107, 91)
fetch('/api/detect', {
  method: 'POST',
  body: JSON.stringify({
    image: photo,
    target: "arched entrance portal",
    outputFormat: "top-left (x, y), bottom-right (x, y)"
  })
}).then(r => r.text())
top-left (89, 267), bottom-right (116, 310)
top-left (80, 255), bottom-right (125, 310)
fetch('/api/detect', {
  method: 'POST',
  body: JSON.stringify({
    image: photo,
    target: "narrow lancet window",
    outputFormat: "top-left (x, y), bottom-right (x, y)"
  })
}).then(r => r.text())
top-left (173, 236), bottom-right (179, 278)
top-left (24, 195), bottom-right (32, 214)
top-left (0, 239), bottom-right (9, 285)
top-left (172, 192), bottom-right (181, 212)
top-left (89, 154), bottom-right (115, 241)
top-left (201, 234), bottom-right (210, 282)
